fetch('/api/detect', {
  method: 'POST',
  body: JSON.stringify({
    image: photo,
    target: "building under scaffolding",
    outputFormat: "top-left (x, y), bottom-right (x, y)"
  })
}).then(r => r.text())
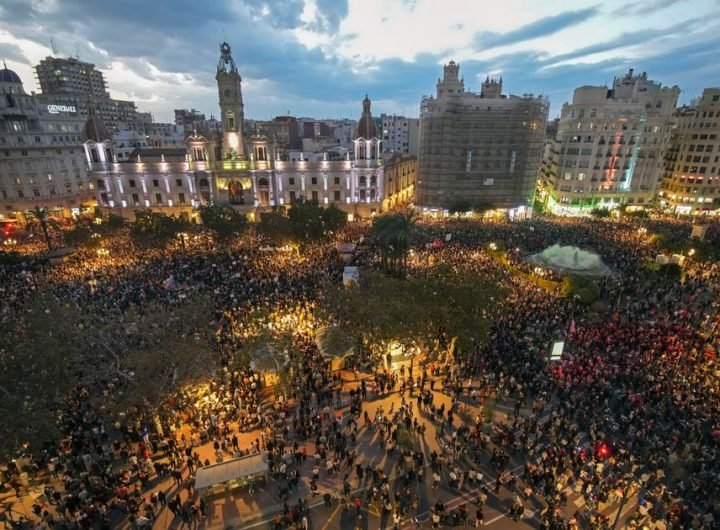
top-left (417, 61), bottom-right (548, 214)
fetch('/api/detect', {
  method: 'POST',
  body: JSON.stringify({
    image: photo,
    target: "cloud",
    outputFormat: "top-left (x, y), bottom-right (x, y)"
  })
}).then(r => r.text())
top-left (0, 41), bottom-right (30, 65)
top-left (613, 0), bottom-right (683, 16)
top-left (473, 6), bottom-right (599, 50)
top-left (0, 0), bottom-right (718, 121)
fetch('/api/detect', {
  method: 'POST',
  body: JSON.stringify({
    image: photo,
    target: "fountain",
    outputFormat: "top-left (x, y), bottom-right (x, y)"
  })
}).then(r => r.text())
top-left (528, 244), bottom-right (611, 276)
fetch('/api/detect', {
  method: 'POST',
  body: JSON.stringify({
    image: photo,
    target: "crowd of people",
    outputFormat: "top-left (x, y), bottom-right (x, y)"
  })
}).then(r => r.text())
top-left (0, 212), bottom-right (718, 530)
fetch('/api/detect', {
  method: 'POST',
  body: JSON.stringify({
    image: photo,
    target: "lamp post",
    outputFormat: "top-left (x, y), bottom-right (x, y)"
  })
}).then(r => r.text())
top-left (177, 232), bottom-right (188, 251)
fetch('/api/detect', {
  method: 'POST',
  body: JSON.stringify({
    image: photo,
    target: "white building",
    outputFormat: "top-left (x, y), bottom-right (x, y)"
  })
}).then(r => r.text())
top-left (381, 114), bottom-right (419, 156)
top-left (541, 69), bottom-right (680, 214)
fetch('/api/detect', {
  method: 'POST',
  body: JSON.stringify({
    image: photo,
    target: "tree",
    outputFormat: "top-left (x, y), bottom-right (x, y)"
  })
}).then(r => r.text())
top-left (258, 200), bottom-right (347, 246)
top-left (130, 210), bottom-right (188, 248)
top-left (64, 217), bottom-right (101, 249)
top-left (449, 199), bottom-right (473, 215)
top-left (0, 292), bottom-right (218, 459)
top-left (287, 197), bottom-right (346, 244)
top-left (26, 206), bottom-right (61, 251)
top-left (322, 266), bottom-right (503, 361)
top-left (258, 207), bottom-right (294, 245)
top-left (372, 209), bottom-right (417, 277)
top-left (199, 204), bottom-right (247, 242)
top-left (562, 274), bottom-right (600, 305)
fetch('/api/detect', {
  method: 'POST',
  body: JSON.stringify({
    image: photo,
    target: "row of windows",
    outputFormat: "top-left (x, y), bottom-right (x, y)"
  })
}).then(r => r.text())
top-left (1, 182), bottom-right (88, 200)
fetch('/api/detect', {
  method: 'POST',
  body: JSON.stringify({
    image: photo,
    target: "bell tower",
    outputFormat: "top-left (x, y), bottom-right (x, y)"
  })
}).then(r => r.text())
top-left (216, 42), bottom-right (245, 158)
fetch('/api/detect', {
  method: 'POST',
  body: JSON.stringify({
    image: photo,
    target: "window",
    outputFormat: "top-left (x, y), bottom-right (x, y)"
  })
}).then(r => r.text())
top-left (311, 190), bottom-right (318, 202)
top-left (334, 177), bottom-right (340, 185)
top-left (33, 188), bottom-right (40, 197)
top-left (153, 179), bottom-right (159, 187)
top-left (129, 179), bottom-right (136, 188)
top-left (17, 190), bottom-right (24, 198)
top-left (178, 192), bottom-right (186, 204)
top-left (289, 191), bottom-right (296, 203)
top-left (21, 150), bottom-right (28, 157)
top-left (132, 193), bottom-right (140, 205)
top-left (155, 193), bottom-right (162, 204)
top-left (176, 179), bottom-right (183, 187)
top-left (334, 190), bottom-right (340, 202)
top-left (311, 177), bottom-right (317, 185)
top-left (288, 177), bottom-right (295, 185)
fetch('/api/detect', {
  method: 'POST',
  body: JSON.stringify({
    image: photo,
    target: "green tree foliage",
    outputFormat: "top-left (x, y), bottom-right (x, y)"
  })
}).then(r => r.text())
top-left (258, 199), bottom-right (347, 246)
top-left (258, 207), bottom-right (294, 246)
top-left (372, 210), bottom-right (417, 277)
top-left (562, 274), bottom-right (600, 305)
top-left (287, 197), bottom-right (346, 244)
top-left (130, 210), bottom-right (188, 248)
top-left (199, 204), bottom-right (247, 242)
top-left (25, 206), bottom-right (61, 251)
top-left (590, 208), bottom-right (612, 218)
top-left (324, 266), bottom-right (503, 356)
top-left (0, 293), bottom-right (217, 458)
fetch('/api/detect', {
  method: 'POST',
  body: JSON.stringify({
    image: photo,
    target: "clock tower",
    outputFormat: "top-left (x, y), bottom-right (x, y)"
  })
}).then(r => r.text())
top-left (216, 42), bottom-right (245, 158)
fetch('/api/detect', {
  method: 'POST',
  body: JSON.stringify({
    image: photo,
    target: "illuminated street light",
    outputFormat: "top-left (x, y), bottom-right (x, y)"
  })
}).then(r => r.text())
top-left (688, 248), bottom-right (695, 256)
top-left (488, 242), bottom-right (497, 251)
top-left (3, 238), bottom-right (17, 247)
top-left (97, 248), bottom-right (110, 257)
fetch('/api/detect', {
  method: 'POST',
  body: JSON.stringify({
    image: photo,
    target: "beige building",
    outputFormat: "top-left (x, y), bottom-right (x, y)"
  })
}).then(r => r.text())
top-left (658, 88), bottom-right (720, 216)
top-left (0, 65), bottom-right (95, 221)
top-left (417, 61), bottom-right (548, 216)
top-left (541, 69), bottom-right (679, 215)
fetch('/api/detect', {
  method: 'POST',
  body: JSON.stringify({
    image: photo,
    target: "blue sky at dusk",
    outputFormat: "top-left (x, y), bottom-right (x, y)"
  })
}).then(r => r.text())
top-left (1, 0), bottom-right (718, 122)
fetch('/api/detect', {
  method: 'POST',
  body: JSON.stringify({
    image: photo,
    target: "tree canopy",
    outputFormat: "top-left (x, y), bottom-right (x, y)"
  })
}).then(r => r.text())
top-left (322, 265), bottom-right (504, 357)
top-left (199, 204), bottom-right (247, 242)
top-left (130, 210), bottom-right (189, 248)
top-left (258, 198), bottom-right (346, 246)
top-left (371, 210), bottom-right (417, 277)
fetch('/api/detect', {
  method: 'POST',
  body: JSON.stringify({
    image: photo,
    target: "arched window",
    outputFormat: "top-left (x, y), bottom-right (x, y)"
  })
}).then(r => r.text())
top-left (199, 178), bottom-right (209, 187)
top-left (96, 179), bottom-right (106, 190)
top-left (258, 177), bottom-right (269, 186)
top-left (359, 176), bottom-right (367, 187)
top-left (226, 111), bottom-right (235, 129)
top-left (370, 175), bottom-right (377, 186)
top-left (228, 181), bottom-right (245, 205)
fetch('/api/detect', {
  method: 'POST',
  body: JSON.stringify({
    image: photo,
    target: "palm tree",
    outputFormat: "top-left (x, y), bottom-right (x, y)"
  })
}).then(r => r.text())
top-left (372, 209), bottom-right (417, 277)
top-left (26, 206), bottom-right (61, 251)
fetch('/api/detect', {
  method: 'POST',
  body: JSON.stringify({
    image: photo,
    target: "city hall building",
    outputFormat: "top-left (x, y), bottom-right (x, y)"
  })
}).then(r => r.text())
top-left (92, 43), bottom-right (415, 221)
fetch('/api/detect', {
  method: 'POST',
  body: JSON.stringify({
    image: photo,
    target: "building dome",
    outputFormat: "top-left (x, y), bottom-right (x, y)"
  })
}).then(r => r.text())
top-left (0, 67), bottom-right (22, 84)
top-left (354, 94), bottom-right (378, 139)
top-left (84, 117), bottom-right (111, 142)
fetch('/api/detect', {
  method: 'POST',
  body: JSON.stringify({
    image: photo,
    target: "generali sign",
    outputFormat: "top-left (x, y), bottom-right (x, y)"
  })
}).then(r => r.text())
top-left (47, 104), bottom-right (77, 114)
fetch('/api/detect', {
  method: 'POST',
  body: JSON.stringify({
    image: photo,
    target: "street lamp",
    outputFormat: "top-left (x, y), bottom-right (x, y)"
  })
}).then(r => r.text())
top-left (177, 232), bottom-right (188, 250)
top-left (688, 248), bottom-right (695, 257)
top-left (488, 242), bottom-right (497, 251)
top-left (3, 238), bottom-right (17, 247)
top-left (97, 248), bottom-right (109, 257)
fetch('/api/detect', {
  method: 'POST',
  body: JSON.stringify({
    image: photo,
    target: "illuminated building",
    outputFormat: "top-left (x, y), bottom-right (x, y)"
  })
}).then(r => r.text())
top-left (0, 64), bottom-right (94, 221)
top-left (417, 61), bottom-right (548, 217)
top-left (542, 69), bottom-right (679, 215)
top-left (92, 42), bottom-right (415, 220)
top-left (658, 88), bottom-right (720, 215)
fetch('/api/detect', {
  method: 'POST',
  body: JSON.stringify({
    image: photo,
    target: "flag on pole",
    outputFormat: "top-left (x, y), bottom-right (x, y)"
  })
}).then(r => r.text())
top-left (569, 319), bottom-right (576, 335)
top-left (162, 275), bottom-right (175, 290)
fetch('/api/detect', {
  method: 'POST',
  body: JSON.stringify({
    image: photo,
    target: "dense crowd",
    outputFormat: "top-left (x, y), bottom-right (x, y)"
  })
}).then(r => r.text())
top-left (0, 213), bottom-right (718, 530)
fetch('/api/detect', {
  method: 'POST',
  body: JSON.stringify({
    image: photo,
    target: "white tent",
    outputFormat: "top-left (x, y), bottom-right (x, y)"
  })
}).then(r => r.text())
top-left (194, 453), bottom-right (269, 492)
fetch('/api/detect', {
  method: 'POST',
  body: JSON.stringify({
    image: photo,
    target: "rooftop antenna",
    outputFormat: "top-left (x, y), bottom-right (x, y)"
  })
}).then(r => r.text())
top-left (50, 37), bottom-right (58, 56)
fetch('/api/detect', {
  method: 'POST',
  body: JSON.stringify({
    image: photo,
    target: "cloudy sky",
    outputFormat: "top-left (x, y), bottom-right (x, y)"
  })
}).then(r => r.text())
top-left (1, 0), bottom-right (718, 122)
